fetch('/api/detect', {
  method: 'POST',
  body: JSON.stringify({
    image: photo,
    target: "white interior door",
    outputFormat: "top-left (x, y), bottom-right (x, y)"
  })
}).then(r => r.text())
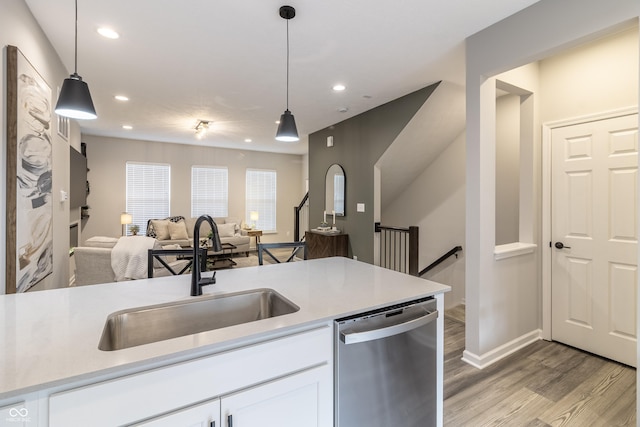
top-left (551, 113), bottom-right (638, 367)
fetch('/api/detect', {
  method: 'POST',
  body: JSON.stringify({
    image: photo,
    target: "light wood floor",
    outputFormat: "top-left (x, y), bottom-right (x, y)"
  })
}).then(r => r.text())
top-left (444, 305), bottom-right (636, 426)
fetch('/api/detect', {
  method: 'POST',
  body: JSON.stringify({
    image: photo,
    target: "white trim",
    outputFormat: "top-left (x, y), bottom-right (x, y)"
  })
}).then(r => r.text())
top-left (541, 107), bottom-right (638, 341)
top-left (461, 329), bottom-right (542, 369)
top-left (544, 106), bottom-right (638, 129)
top-left (493, 242), bottom-right (537, 260)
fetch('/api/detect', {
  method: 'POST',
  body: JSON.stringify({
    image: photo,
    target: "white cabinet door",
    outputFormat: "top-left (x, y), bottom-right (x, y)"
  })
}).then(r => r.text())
top-left (222, 364), bottom-right (332, 427)
top-left (131, 398), bottom-right (220, 427)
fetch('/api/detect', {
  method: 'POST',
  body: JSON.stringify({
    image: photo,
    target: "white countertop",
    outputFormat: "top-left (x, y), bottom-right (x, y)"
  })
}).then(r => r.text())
top-left (0, 257), bottom-right (449, 399)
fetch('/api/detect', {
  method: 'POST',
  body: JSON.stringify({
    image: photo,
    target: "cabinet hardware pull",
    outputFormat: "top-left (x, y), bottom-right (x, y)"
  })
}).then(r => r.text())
top-left (210, 422), bottom-right (215, 427)
top-left (228, 414), bottom-right (233, 427)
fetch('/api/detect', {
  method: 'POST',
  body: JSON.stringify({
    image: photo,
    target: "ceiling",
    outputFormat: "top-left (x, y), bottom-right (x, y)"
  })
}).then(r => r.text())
top-left (25, 0), bottom-right (540, 156)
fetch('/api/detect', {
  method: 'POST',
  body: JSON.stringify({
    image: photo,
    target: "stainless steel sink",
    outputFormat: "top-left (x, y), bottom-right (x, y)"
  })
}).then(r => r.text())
top-left (99, 288), bottom-right (299, 351)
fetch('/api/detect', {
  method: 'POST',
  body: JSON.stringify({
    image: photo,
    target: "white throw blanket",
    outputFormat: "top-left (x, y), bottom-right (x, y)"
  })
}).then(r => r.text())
top-left (111, 236), bottom-right (159, 281)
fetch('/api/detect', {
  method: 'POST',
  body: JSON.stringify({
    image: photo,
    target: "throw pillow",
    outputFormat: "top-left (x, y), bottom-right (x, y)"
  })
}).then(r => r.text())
top-left (226, 217), bottom-right (242, 231)
top-left (218, 223), bottom-right (236, 238)
top-left (168, 220), bottom-right (189, 240)
top-left (150, 219), bottom-right (170, 240)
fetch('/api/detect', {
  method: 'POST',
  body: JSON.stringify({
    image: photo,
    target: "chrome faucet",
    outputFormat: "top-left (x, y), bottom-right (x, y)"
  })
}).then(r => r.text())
top-left (191, 215), bottom-right (222, 296)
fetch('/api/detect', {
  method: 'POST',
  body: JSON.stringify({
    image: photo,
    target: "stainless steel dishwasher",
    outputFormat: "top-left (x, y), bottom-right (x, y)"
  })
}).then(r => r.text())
top-left (335, 297), bottom-right (438, 427)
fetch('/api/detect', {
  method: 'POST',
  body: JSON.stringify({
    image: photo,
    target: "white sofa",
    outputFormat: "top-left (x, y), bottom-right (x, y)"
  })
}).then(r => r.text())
top-left (146, 216), bottom-right (250, 255)
top-left (73, 237), bottom-right (191, 286)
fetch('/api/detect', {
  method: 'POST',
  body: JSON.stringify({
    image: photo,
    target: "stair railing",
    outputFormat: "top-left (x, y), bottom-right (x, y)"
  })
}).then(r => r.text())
top-left (293, 192), bottom-right (309, 242)
top-left (419, 246), bottom-right (463, 277)
top-left (375, 223), bottom-right (419, 276)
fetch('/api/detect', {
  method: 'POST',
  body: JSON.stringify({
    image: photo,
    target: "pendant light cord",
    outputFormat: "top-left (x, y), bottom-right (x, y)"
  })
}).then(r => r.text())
top-left (285, 18), bottom-right (290, 111)
top-left (74, 0), bottom-right (78, 74)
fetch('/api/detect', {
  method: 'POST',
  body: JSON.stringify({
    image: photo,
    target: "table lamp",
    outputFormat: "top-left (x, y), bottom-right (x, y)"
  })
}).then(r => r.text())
top-left (120, 212), bottom-right (132, 236)
top-left (250, 211), bottom-right (259, 229)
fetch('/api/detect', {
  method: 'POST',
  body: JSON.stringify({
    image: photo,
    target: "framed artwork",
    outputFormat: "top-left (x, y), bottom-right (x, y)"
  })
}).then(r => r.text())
top-left (6, 45), bottom-right (54, 293)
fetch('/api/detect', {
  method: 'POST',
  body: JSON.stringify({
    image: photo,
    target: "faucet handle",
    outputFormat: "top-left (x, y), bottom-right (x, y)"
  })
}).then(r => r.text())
top-left (199, 271), bottom-right (216, 287)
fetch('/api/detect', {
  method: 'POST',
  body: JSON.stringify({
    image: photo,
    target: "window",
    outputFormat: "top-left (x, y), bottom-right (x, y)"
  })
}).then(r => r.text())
top-left (191, 166), bottom-right (228, 218)
top-left (246, 169), bottom-right (277, 232)
top-left (126, 162), bottom-right (171, 235)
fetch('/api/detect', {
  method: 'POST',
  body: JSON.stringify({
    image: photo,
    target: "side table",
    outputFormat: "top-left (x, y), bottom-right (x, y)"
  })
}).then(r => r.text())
top-left (246, 229), bottom-right (263, 250)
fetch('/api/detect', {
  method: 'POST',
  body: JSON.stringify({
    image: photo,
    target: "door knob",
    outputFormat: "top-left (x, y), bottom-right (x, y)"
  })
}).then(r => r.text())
top-left (555, 242), bottom-right (571, 249)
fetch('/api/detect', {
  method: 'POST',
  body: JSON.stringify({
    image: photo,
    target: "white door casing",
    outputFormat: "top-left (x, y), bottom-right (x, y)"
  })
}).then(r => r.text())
top-left (550, 113), bottom-right (638, 367)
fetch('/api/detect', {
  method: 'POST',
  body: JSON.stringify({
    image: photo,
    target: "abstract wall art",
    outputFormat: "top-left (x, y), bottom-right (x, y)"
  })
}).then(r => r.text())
top-left (6, 45), bottom-right (53, 293)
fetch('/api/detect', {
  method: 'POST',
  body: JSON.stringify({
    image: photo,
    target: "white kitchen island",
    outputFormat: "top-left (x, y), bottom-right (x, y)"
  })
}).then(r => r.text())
top-left (0, 257), bottom-right (449, 426)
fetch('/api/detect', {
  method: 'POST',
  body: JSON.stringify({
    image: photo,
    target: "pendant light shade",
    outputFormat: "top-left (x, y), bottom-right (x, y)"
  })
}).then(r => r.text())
top-left (276, 109), bottom-right (299, 142)
top-left (55, 0), bottom-right (97, 120)
top-left (56, 73), bottom-right (97, 120)
top-left (275, 5), bottom-right (299, 142)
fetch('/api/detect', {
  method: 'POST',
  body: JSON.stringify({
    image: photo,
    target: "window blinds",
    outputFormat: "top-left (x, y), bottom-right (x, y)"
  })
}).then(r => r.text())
top-left (191, 166), bottom-right (228, 218)
top-left (245, 169), bottom-right (277, 232)
top-left (126, 162), bottom-right (171, 235)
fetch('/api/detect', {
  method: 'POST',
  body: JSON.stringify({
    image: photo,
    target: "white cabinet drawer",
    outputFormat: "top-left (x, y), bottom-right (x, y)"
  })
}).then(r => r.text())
top-left (50, 324), bottom-right (332, 427)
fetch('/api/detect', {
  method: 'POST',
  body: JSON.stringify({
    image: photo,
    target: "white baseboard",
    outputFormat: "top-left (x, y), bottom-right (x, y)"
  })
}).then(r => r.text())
top-left (461, 329), bottom-right (542, 369)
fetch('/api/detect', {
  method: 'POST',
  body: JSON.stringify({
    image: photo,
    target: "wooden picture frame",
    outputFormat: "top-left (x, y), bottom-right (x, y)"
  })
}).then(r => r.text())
top-left (5, 45), bottom-right (54, 293)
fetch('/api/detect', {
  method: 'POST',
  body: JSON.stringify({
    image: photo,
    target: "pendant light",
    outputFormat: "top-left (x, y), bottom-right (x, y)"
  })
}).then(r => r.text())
top-left (275, 5), bottom-right (299, 142)
top-left (55, 0), bottom-right (97, 120)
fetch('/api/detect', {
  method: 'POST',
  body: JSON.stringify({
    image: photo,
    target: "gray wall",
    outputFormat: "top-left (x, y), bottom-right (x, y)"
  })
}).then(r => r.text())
top-left (308, 84), bottom-right (438, 263)
top-left (495, 94), bottom-right (521, 245)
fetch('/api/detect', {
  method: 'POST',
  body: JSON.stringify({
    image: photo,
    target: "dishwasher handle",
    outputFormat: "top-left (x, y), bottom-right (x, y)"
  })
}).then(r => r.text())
top-left (340, 309), bottom-right (438, 345)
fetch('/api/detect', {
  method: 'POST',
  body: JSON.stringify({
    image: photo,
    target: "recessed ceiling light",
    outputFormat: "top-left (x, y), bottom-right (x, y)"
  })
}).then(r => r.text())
top-left (333, 84), bottom-right (346, 92)
top-left (97, 27), bottom-right (120, 39)
top-left (244, 138), bottom-right (252, 143)
top-left (338, 107), bottom-right (349, 113)
top-left (114, 95), bottom-right (129, 101)
top-left (122, 125), bottom-right (132, 130)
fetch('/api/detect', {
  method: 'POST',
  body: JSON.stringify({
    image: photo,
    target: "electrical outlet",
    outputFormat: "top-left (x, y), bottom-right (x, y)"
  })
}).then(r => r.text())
top-left (353, 255), bottom-right (358, 260)
top-left (357, 203), bottom-right (365, 212)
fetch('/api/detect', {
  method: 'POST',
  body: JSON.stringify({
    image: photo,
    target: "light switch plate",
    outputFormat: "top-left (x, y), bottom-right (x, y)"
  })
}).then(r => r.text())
top-left (357, 203), bottom-right (365, 212)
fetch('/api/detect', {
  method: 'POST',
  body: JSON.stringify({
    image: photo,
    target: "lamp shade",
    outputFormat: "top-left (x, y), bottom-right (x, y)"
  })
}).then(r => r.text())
top-left (250, 211), bottom-right (259, 221)
top-left (275, 110), bottom-right (299, 142)
top-left (120, 212), bottom-right (132, 225)
top-left (55, 73), bottom-right (97, 120)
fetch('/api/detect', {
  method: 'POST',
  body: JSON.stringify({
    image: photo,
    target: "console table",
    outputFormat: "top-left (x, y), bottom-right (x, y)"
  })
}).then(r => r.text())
top-left (305, 231), bottom-right (349, 259)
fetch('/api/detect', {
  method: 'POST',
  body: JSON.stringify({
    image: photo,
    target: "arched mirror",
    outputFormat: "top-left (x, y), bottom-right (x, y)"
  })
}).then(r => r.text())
top-left (325, 163), bottom-right (345, 216)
